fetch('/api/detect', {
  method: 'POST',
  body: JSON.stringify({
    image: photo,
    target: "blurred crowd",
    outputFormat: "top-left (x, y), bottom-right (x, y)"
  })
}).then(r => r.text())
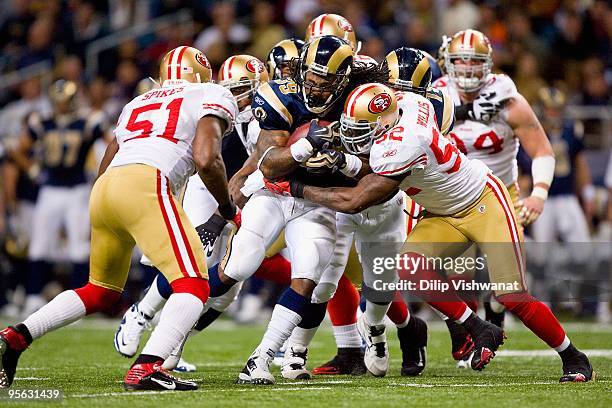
top-left (0, 0), bottom-right (610, 322)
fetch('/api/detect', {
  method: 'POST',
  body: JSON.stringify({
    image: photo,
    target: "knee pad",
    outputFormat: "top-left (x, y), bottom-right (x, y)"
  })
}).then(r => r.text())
top-left (75, 283), bottom-right (121, 314)
top-left (205, 281), bottom-right (243, 312)
top-left (222, 227), bottom-right (266, 282)
top-left (291, 239), bottom-right (334, 283)
top-left (311, 282), bottom-right (337, 304)
top-left (170, 277), bottom-right (210, 304)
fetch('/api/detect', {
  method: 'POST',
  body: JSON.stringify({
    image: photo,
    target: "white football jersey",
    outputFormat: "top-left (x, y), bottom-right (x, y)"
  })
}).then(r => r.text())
top-left (235, 110), bottom-right (261, 155)
top-left (111, 83), bottom-right (238, 193)
top-left (433, 74), bottom-right (519, 186)
top-left (370, 92), bottom-right (489, 215)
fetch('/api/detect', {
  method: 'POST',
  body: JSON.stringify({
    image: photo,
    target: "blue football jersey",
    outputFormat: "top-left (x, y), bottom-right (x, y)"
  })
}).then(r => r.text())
top-left (27, 111), bottom-right (107, 187)
top-left (517, 120), bottom-right (583, 196)
top-left (251, 79), bottom-right (354, 187)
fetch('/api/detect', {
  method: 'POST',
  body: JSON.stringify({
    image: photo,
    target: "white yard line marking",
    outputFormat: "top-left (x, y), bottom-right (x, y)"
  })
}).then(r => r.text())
top-left (497, 349), bottom-right (612, 358)
top-left (70, 387), bottom-right (333, 398)
top-left (391, 380), bottom-right (612, 388)
top-left (14, 377), bottom-right (50, 381)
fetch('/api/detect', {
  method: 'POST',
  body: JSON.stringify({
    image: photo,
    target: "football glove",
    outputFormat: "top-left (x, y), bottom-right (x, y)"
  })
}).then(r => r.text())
top-left (196, 214), bottom-right (227, 250)
top-left (303, 149), bottom-right (346, 174)
top-left (305, 120), bottom-right (339, 151)
top-left (469, 91), bottom-right (507, 122)
top-left (263, 178), bottom-right (304, 198)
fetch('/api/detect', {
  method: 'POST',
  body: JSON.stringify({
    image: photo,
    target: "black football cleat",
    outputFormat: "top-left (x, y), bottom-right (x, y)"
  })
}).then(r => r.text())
top-left (124, 362), bottom-right (198, 391)
top-left (0, 327), bottom-right (29, 389)
top-left (560, 350), bottom-right (594, 383)
top-left (484, 301), bottom-right (505, 328)
top-left (311, 348), bottom-right (366, 376)
top-left (398, 316), bottom-right (428, 376)
top-left (446, 320), bottom-right (475, 361)
top-left (470, 321), bottom-right (505, 371)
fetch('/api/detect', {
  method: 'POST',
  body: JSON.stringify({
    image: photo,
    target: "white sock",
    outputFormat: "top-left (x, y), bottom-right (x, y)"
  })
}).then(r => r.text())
top-left (141, 293), bottom-right (203, 359)
top-left (23, 290), bottom-right (86, 339)
top-left (395, 314), bottom-right (411, 328)
top-left (455, 307), bottom-right (473, 324)
top-left (258, 305), bottom-right (302, 354)
top-left (365, 301), bottom-right (389, 326)
top-left (554, 335), bottom-right (571, 353)
top-left (138, 277), bottom-right (167, 318)
top-left (333, 323), bottom-right (362, 348)
top-left (287, 326), bottom-right (318, 349)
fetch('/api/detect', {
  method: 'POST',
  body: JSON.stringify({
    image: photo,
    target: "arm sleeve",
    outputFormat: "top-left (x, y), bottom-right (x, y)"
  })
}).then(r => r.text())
top-left (369, 143), bottom-right (428, 177)
top-left (196, 84), bottom-right (239, 133)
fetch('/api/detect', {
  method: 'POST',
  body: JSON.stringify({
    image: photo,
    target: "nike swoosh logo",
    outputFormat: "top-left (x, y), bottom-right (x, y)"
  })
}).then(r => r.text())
top-left (151, 377), bottom-right (176, 390)
top-left (206, 245), bottom-right (214, 257)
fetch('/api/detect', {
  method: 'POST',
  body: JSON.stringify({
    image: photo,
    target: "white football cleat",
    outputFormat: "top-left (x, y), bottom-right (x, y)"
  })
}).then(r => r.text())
top-left (357, 314), bottom-right (389, 377)
top-left (456, 350), bottom-right (474, 369)
top-left (114, 303), bottom-right (151, 358)
top-left (173, 358), bottom-right (197, 373)
top-left (237, 348), bottom-right (275, 385)
top-left (281, 345), bottom-right (311, 380)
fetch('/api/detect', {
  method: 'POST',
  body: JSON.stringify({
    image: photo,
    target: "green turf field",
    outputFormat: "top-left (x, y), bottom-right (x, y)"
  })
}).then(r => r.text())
top-left (1, 318), bottom-right (610, 407)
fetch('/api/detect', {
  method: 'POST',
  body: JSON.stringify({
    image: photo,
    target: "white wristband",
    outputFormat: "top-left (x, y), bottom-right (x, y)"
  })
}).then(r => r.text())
top-left (340, 154), bottom-right (363, 177)
top-left (531, 155), bottom-right (555, 187)
top-left (531, 186), bottom-right (548, 201)
top-left (290, 138), bottom-right (314, 163)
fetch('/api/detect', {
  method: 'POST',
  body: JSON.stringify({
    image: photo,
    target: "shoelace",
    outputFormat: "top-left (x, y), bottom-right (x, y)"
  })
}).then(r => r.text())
top-left (373, 342), bottom-right (386, 358)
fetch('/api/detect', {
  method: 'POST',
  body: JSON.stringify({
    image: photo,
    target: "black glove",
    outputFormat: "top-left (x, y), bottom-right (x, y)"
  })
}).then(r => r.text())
top-left (196, 214), bottom-right (227, 249)
top-left (469, 91), bottom-right (504, 122)
top-left (304, 119), bottom-right (337, 151)
top-left (303, 149), bottom-right (346, 174)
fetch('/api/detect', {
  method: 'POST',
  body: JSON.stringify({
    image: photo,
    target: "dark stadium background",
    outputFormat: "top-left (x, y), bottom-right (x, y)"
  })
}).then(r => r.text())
top-left (0, 0), bottom-right (610, 322)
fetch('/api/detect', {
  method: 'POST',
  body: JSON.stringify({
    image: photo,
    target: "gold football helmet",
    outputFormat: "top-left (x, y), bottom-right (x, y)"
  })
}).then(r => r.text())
top-left (444, 29), bottom-right (492, 92)
top-left (218, 54), bottom-right (269, 104)
top-left (159, 46), bottom-right (212, 86)
top-left (340, 83), bottom-right (399, 155)
top-left (305, 13), bottom-right (358, 51)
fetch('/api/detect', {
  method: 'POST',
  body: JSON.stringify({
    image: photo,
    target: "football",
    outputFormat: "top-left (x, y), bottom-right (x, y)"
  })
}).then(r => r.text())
top-left (287, 120), bottom-right (332, 145)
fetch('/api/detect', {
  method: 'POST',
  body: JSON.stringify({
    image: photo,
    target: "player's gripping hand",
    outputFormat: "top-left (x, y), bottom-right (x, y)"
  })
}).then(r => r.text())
top-left (515, 196), bottom-right (544, 226)
top-left (263, 178), bottom-right (304, 198)
top-left (303, 149), bottom-right (346, 174)
top-left (196, 214), bottom-right (227, 250)
top-left (304, 120), bottom-right (339, 151)
top-left (469, 91), bottom-right (506, 122)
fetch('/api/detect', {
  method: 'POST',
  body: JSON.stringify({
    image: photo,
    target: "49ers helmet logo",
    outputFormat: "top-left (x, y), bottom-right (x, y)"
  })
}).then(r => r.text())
top-left (337, 17), bottom-right (353, 32)
top-left (368, 93), bottom-right (392, 114)
top-left (195, 52), bottom-right (210, 68)
top-left (246, 58), bottom-right (264, 73)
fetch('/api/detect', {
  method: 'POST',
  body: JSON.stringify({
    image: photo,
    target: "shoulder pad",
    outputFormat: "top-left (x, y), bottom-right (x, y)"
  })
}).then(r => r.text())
top-left (484, 74), bottom-right (518, 101)
top-left (251, 80), bottom-right (299, 131)
top-left (426, 87), bottom-right (455, 135)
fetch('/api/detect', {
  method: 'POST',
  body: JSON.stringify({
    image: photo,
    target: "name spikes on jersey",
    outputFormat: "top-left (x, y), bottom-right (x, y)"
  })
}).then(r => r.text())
top-left (111, 83), bottom-right (238, 193)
